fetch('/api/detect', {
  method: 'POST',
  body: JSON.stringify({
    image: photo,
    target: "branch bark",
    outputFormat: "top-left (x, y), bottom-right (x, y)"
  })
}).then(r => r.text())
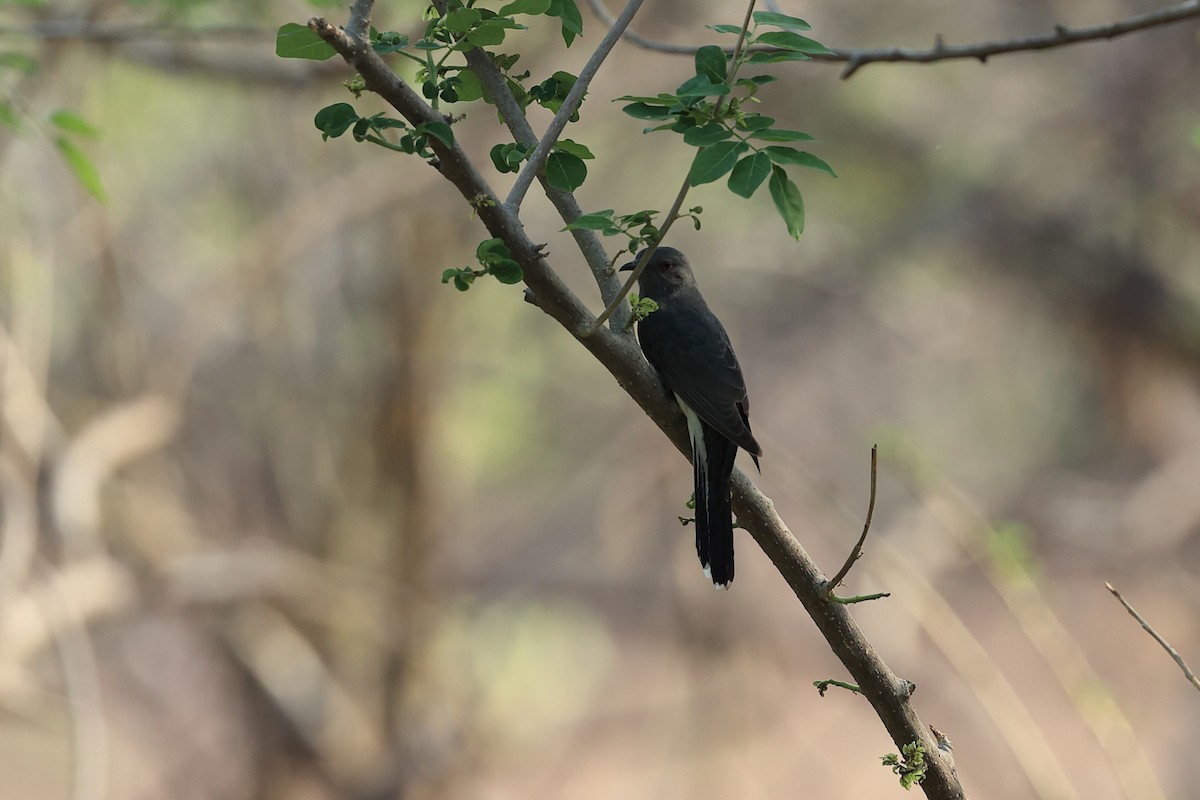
top-left (581, 0), bottom-right (1200, 79)
top-left (309, 12), bottom-right (965, 799)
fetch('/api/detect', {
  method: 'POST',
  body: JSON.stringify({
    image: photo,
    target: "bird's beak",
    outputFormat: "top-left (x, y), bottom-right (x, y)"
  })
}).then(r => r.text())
top-left (618, 259), bottom-right (635, 272)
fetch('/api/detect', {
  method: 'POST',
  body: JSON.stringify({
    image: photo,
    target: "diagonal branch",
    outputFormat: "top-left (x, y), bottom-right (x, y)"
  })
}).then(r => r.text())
top-left (506, 0), bottom-right (646, 211)
top-left (1106, 582), bottom-right (1200, 693)
top-left (430, 0), bottom-right (626, 326)
top-left (309, 13), bottom-right (964, 800)
top-left (345, 0), bottom-right (376, 41)
top-left (582, 0), bottom-right (1200, 79)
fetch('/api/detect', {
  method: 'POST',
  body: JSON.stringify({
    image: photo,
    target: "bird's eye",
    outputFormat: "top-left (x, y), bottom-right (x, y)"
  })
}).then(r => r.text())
top-left (659, 261), bottom-right (673, 271)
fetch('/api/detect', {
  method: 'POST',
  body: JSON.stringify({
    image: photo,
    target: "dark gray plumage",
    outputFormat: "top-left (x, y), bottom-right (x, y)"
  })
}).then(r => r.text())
top-left (621, 247), bottom-right (762, 588)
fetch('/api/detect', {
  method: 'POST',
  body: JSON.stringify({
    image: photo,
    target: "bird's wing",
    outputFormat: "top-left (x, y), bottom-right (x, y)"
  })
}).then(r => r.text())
top-left (640, 303), bottom-right (761, 457)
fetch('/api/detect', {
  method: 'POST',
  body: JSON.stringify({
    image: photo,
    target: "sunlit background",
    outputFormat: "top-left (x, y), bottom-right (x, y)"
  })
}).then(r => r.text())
top-left (2, 0), bottom-right (1199, 798)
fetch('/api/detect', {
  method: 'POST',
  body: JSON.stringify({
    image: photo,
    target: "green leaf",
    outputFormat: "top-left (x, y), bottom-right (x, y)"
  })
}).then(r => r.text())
top-left (706, 24), bottom-right (743, 34)
top-left (465, 21), bottom-right (508, 46)
top-left (727, 151), bottom-right (772, 198)
top-left (622, 102), bottom-right (672, 120)
top-left (0, 100), bottom-right (19, 131)
top-left (0, 52), bottom-right (38, 74)
top-left (675, 74), bottom-right (729, 98)
top-left (545, 151), bottom-right (587, 191)
top-left (54, 137), bottom-right (106, 203)
top-left (755, 30), bottom-right (832, 54)
top-left (688, 140), bottom-right (749, 185)
top-left (275, 23), bottom-right (337, 60)
top-left (314, 103), bottom-right (359, 139)
top-left (546, 0), bottom-right (583, 46)
top-left (489, 259), bottom-right (524, 284)
top-left (503, 143), bottom-right (528, 164)
top-left (763, 146), bottom-right (836, 176)
top-left (694, 45), bottom-right (727, 84)
top-left (564, 210), bottom-right (617, 231)
top-left (750, 128), bottom-right (815, 142)
top-left (737, 114), bottom-right (775, 132)
top-left (442, 7), bottom-right (481, 33)
top-left (682, 123), bottom-right (732, 147)
top-left (451, 68), bottom-right (484, 102)
top-left (477, 238), bottom-right (509, 261)
top-left (768, 165), bottom-right (804, 239)
top-left (751, 11), bottom-right (812, 30)
top-left (49, 109), bottom-right (100, 138)
top-left (746, 49), bottom-right (811, 64)
top-left (371, 32), bottom-right (409, 54)
top-left (554, 138), bottom-right (595, 159)
top-left (489, 143), bottom-right (514, 172)
top-left (418, 121), bottom-right (455, 148)
top-left (499, 0), bottom-right (551, 14)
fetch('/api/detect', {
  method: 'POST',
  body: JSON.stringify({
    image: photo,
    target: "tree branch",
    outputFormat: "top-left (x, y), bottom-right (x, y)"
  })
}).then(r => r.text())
top-left (1106, 582), bottom-right (1200, 693)
top-left (345, 0), bottom-right (376, 41)
top-left (310, 12), bottom-right (964, 799)
top-left (585, 176), bottom-right (691, 336)
top-left (584, 0), bottom-right (757, 336)
top-left (826, 444), bottom-right (879, 592)
top-left (506, 0), bottom-right (646, 211)
top-left (582, 0), bottom-right (1200, 79)
top-left (431, 0), bottom-right (627, 327)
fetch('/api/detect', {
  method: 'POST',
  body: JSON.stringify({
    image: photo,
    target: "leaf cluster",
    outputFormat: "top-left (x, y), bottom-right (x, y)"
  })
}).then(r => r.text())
top-left (0, 53), bottom-right (106, 201)
top-left (564, 206), bottom-right (703, 262)
top-left (441, 238), bottom-right (524, 291)
top-left (624, 293), bottom-right (658, 331)
top-left (618, 11), bottom-right (835, 239)
top-left (881, 742), bottom-right (928, 790)
top-left (489, 137), bottom-right (594, 191)
top-left (313, 102), bottom-right (454, 155)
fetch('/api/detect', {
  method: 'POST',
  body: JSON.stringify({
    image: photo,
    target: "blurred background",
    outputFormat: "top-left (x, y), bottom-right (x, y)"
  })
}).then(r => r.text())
top-left (2, 0), bottom-right (1199, 798)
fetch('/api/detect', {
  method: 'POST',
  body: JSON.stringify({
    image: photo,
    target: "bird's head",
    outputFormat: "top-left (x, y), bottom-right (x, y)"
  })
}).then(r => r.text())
top-left (619, 246), bottom-right (696, 297)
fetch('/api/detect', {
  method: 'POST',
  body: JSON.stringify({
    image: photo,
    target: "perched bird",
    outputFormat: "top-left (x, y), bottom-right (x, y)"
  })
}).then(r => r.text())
top-left (621, 247), bottom-right (762, 589)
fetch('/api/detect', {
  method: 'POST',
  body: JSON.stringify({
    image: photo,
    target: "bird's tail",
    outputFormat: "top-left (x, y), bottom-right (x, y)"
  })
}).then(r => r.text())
top-left (693, 421), bottom-right (738, 590)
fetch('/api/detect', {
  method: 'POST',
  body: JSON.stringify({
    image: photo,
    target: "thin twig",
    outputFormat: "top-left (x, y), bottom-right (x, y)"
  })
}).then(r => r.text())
top-left (827, 444), bottom-right (879, 592)
top-left (1106, 582), bottom-right (1200, 693)
top-left (584, 177), bottom-right (691, 335)
top-left (431, 0), bottom-right (626, 323)
top-left (582, 0), bottom-right (757, 336)
top-left (814, 679), bottom-right (862, 696)
top-left (506, 0), bottom-right (646, 211)
top-left (0, 21), bottom-right (269, 41)
top-left (581, 0), bottom-right (1200, 79)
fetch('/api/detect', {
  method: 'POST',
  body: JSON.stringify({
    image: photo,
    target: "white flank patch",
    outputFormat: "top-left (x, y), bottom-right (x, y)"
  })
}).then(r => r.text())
top-left (676, 394), bottom-right (706, 473)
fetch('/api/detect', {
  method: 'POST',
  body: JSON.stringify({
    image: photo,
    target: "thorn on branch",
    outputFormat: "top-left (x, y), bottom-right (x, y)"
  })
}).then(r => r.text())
top-left (930, 724), bottom-right (953, 755)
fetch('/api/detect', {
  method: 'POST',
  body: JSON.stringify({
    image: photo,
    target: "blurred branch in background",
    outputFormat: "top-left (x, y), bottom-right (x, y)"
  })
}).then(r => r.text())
top-left (1107, 583), bottom-right (1200, 694)
top-left (581, 0), bottom-right (1200, 78)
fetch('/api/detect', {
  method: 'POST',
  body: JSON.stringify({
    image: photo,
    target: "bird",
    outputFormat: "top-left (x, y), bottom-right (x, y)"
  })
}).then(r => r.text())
top-left (621, 246), bottom-right (762, 589)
